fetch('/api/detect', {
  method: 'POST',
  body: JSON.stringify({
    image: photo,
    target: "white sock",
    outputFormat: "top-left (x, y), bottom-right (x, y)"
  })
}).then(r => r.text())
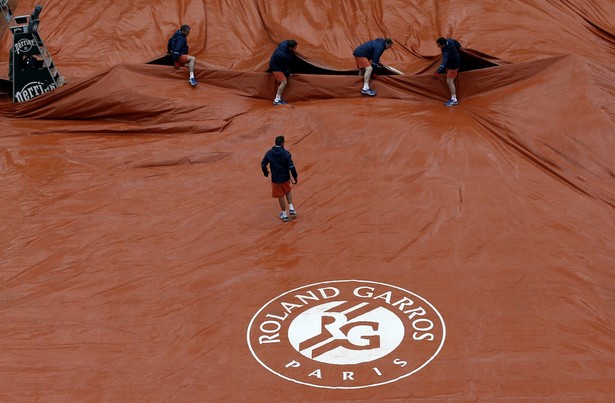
top-left (190, 72), bottom-right (195, 79)
top-left (274, 96), bottom-right (281, 102)
top-left (362, 83), bottom-right (369, 91)
top-left (289, 204), bottom-right (294, 211)
top-left (451, 96), bottom-right (457, 101)
top-left (281, 211), bottom-right (288, 217)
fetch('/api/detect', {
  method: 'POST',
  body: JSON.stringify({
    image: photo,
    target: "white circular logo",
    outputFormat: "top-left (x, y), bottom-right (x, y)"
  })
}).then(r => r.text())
top-left (247, 280), bottom-right (446, 389)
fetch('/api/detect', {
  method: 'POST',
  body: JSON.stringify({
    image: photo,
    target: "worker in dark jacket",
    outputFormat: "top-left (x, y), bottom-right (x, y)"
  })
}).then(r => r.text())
top-left (261, 136), bottom-right (299, 222)
top-left (434, 37), bottom-right (461, 106)
top-left (269, 40), bottom-right (298, 105)
top-left (353, 38), bottom-right (393, 96)
top-left (169, 25), bottom-right (198, 86)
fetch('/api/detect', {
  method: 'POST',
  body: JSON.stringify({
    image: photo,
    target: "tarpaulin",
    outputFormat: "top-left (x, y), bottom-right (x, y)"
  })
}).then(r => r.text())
top-left (0, 0), bottom-right (614, 401)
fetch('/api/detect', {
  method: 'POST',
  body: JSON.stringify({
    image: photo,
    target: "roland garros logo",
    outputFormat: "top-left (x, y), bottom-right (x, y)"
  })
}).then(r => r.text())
top-left (247, 280), bottom-right (446, 389)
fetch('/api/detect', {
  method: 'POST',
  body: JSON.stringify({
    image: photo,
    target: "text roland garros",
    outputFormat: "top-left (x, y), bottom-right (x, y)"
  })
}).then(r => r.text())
top-left (247, 280), bottom-right (446, 389)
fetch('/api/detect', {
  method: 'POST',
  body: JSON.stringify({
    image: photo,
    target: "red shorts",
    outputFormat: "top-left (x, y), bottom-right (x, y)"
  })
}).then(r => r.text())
top-left (354, 56), bottom-right (371, 69)
top-left (272, 71), bottom-right (287, 83)
top-left (175, 54), bottom-right (189, 67)
top-left (446, 68), bottom-right (459, 79)
top-left (271, 180), bottom-right (291, 198)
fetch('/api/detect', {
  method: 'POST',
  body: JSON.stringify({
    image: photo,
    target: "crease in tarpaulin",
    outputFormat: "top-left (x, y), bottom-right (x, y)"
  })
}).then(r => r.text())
top-left (130, 152), bottom-right (231, 169)
top-left (466, 110), bottom-right (615, 209)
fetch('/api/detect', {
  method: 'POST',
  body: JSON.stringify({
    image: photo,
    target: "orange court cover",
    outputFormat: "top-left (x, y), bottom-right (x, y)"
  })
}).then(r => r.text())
top-left (0, 1), bottom-right (614, 401)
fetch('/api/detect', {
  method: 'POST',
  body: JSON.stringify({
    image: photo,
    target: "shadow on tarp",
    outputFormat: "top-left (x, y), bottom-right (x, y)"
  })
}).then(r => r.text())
top-left (459, 50), bottom-right (500, 72)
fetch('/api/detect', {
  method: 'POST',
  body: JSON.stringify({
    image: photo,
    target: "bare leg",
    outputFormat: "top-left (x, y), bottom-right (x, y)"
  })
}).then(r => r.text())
top-left (276, 80), bottom-right (287, 99)
top-left (363, 65), bottom-right (373, 88)
top-left (187, 55), bottom-right (196, 75)
top-left (285, 191), bottom-right (293, 206)
top-left (447, 77), bottom-right (457, 99)
top-left (278, 196), bottom-right (287, 212)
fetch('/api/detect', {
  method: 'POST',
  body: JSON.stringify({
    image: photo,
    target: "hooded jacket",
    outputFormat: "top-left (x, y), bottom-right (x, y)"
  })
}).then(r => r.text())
top-left (269, 40), bottom-right (295, 74)
top-left (353, 38), bottom-right (388, 67)
top-left (261, 146), bottom-right (298, 184)
top-left (170, 30), bottom-right (189, 61)
top-left (436, 38), bottom-right (461, 73)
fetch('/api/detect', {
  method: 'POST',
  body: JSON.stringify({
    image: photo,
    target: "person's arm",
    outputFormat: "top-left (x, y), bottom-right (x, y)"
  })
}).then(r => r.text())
top-left (170, 34), bottom-right (180, 59)
top-left (287, 153), bottom-right (298, 183)
top-left (436, 48), bottom-right (449, 73)
top-left (182, 36), bottom-right (189, 55)
top-left (172, 35), bottom-right (184, 59)
top-left (283, 52), bottom-right (294, 76)
top-left (290, 165), bottom-right (298, 183)
top-left (371, 43), bottom-right (385, 67)
top-left (173, 35), bottom-right (187, 57)
top-left (261, 155), bottom-right (270, 177)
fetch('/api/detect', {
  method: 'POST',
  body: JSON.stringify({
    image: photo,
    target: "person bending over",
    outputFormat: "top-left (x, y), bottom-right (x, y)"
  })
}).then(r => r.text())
top-left (169, 25), bottom-right (198, 86)
top-left (434, 37), bottom-right (461, 106)
top-left (353, 38), bottom-right (393, 96)
top-left (269, 40), bottom-right (298, 105)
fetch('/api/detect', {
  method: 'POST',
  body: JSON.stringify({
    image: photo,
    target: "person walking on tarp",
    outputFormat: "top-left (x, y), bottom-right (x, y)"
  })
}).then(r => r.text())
top-left (261, 136), bottom-right (298, 222)
top-left (168, 25), bottom-right (198, 86)
top-left (269, 40), bottom-right (298, 105)
top-left (434, 37), bottom-right (461, 106)
top-left (353, 38), bottom-right (393, 97)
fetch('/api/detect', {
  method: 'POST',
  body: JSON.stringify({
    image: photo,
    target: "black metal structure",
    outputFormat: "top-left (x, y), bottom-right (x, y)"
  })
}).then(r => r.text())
top-left (1, 2), bottom-right (62, 102)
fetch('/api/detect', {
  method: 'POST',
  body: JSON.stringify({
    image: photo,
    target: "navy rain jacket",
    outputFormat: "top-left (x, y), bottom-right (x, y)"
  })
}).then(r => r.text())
top-left (170, 30), bottom-right (189, 61)
top-left (436, 38), bottom-right (461, 73)
top-left (269, 40), bottom-right (295, 74)
top-left (353, 38), bottom-right (388, 67)
top-left (261, 146), bottom-right (298, 184)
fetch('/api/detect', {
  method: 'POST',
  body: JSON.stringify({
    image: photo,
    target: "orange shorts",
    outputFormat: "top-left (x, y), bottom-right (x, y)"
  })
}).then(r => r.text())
top-left (354, 56), bottom-right (371, 69)
top-left (175, 54), bottom-right (189, 67)
top-left (272, 71), bottom-right (287, 83)
top-left (447, 68), bottom-right (459, 79)
top-left (271, 180), bottom-right (291, 198)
